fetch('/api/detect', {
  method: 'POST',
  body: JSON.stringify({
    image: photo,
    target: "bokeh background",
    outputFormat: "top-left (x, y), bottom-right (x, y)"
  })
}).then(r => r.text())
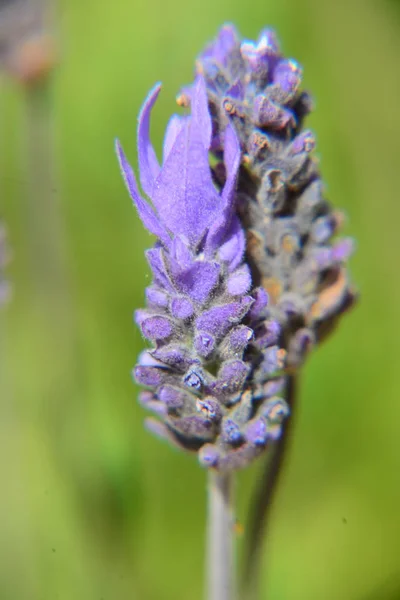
top-left (1, 0), bottom-right (400, 598)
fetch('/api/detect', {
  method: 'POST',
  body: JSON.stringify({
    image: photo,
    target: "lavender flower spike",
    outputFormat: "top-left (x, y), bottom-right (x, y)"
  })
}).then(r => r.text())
top-left (181, 25), bottom-right (357, 368)
top-left (116, 76), bottom-right (289, 471)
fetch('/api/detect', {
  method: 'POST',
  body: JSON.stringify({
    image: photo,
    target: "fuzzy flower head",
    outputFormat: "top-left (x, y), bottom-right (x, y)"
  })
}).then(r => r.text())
top-left (116, 77), bottom-right (289, 471)
top-left (180, 26), bottom-right (357, 368)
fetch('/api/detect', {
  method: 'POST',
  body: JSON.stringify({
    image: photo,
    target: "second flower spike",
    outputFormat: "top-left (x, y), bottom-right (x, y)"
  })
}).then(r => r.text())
top-left (180, 25), bottom-right (356, 368)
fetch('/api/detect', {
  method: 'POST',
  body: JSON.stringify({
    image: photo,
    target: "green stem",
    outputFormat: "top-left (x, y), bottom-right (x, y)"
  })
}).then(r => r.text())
top-left (207, 471), bottom-right (235, 600)
top-left (24, 76), bottom-right (64, 294)
top-left (242, 373), bottom-right (299, 599)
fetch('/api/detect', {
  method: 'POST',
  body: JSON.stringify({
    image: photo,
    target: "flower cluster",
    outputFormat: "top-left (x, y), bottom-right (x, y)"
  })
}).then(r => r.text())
top-left (117, 24), bottom-right (356, 471)
top-left (179, 25), bottom-right (356, 367)
top-left (116, 77), bottom-right (289, 470)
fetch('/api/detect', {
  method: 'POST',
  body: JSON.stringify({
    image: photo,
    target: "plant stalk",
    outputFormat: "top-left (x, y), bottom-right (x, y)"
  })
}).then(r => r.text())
top-left (207, 470), bottom-right (235, 600)
top-left (242, 372), bottom-right (299, 599)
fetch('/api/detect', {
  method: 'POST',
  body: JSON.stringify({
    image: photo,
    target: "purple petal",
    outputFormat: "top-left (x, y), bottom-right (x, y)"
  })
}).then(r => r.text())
top-left (170, 236), bottom-right (193, 269)
top-left (226, 79), bottom-right (245, 101)
top-left (217, 217), bottom-right (245, 271)
top-left (134, 365), bottom-right (167, 387)
top-left (140, 315), bottom-right (174, 341)
top-left (311, 247), bottom-right (333, 270)
top-left (139, 390), bottom-right (157, 404)
top-left (115, 140), bottom-right (170, 247)
top-left (215, 24), bottom-right (238, 61)
top-left (169, 415), bottom-right (215, 440)
top-left (174, 261), bottom-right (220, 304)
top-left (158, 385), bottom-right (188, 412)
top-left (254, 319), bottom-right (281, 348)
top-left (201, 24), bottom-right (238, 65)
top-left (152, 83), bottom-right (220, 244)
top-left (145, 286), bottom-right (169, 308)
top-left (260, 345), bottom-right (286, 374)
top-left (213, 360), bottom-right (250, 395)
top-left (222, 326), bottom-right (253, 356)
top-left (137, 349), bottom-right (163, 367)
top-left (134, 309), bottom-right (152, 326)
top-left (221, 122), bottom-right (241, 207)
top-left (151, 344), bottom-right (195, 371)
top-left (137, 83), bottom-right (161, 197)
top-left (196, 296), bottom-right (254, 339)
top-left (290, 130), bottom-right (316, 156)
top-left (257, 29), bottom-right (281, 55)
top-left (311, 216), bottom-right (334, 244)
top-left (205, 125), bottom-right (241, 254)
top-left (221, 418), bottom-right (243, 444)
top-left (229, 389), bottom-right (253, 425)
top-left (183, 367), bottom-right (206, 391)
top-left (332, 238), bottom-right (354, 262)
top-left (145, 248), bottom-right (175, 292)
top-left (194, 331), bottom-right (216, 358)
top-left (170, 296), bottom-right (194, 319)
top-left (273, 59), bottom-right (302, 97)
top-left (288, 327), bottom-right (314, 366)
top-left (227, 264), bottom-right (251, 296)
top-left (240, 41), bottom-right (267, 73)
top-left (240, 29), bottom-right (280, 77)
top-left (163, 115), bottom-right (188, 162)
top-left (248, 287), bottom-right (269, 320)
top-left (192, 76), bottom-right (212, 149)
top-left (139, 398), bottom-right (167, 416)
top-left (245, 418), bottom-right (269, 446)
top-left (253, 95), bottom-right (294, 129)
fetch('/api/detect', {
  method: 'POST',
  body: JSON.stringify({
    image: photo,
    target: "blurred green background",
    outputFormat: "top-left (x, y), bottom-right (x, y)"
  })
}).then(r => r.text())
top-left (1, 0), bottom-right (400, 598)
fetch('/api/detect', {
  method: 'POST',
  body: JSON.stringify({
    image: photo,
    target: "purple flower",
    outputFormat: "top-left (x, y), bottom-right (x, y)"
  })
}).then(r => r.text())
top-left (180, 25), bottom-right (357, 368)
top-left (116, 76), bottom-right (289, 470)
